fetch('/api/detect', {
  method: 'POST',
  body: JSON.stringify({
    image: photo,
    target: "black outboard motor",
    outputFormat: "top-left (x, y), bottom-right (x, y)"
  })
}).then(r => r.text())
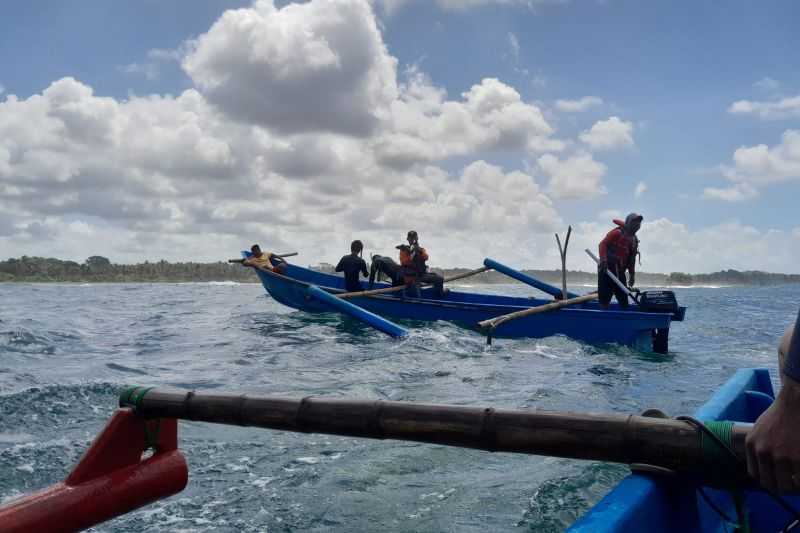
top-left (633, 290), bottom-right (679, 354)
top-left (636, 290), bottom-right (679, 314)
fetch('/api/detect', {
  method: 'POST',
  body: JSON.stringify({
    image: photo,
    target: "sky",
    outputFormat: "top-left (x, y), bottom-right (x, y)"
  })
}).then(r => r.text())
top-left (1, 0), bottom-right (799, 273)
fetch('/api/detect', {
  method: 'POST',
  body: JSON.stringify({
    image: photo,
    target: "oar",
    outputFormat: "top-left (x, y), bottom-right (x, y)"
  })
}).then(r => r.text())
top-left (585, 249), bottom-right (640, 304)
top-left (119, 386), bottom-right (751, 488)
top-left (337, 266), bottom-right (490, 299)
top-left (229, 252), bottom-right (298, 264)
top-left (478, 292), bottom-right (598, 345)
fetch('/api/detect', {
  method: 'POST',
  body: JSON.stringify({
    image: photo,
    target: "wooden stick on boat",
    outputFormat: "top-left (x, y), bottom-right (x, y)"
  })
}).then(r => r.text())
top-left (555, 226), bottom-right (572, 300)
top-left (118, 386), bottom-right (750, 487)
top-left (478, 293), bottom-right (598, 345)
top-left (228, 252), bottom-right (298, 264)
top-left (337, 266), bottom-right (491, 299)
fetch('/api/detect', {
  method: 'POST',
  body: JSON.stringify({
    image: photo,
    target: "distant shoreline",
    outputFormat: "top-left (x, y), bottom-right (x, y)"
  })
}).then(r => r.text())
top-left (2, 256), bottom-right (800, 286)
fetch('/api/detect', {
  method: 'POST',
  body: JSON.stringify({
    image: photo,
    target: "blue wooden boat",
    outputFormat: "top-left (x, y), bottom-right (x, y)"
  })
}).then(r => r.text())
top-left (570, 368), bottom-right (800, 532)
top-left (249, 259), bottom-right (686, 353)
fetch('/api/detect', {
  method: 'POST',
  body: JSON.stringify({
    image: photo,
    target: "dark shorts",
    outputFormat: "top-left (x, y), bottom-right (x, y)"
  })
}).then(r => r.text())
top-left (598, 264), bottom-right (628, 308)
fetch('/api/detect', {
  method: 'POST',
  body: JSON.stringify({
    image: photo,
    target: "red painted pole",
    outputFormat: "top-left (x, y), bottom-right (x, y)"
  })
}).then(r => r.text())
top-left (0, 409), bottom-right (188, 532)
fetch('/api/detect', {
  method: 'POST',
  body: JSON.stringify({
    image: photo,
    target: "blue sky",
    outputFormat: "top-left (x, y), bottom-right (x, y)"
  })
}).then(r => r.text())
top-left (1, 0), bottom-right (799, 272)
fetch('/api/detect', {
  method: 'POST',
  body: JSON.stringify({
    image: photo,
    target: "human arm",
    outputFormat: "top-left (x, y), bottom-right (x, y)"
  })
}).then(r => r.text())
top-left (360, 259), bottom-right (368, 278)
top-left (598, 230), bottom-right (618, 272)
top-left (335, 258), bottom-right (344, 273)
top-left (745, 312), bottom-right (800, 492)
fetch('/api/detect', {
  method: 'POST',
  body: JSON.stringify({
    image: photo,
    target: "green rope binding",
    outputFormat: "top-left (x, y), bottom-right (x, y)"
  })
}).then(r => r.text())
top-left (700, 420), bottom-right (735, 465)
top-left (701, 420), bottom-right (750, 533)
top-left (118, 386), bottom-right (153, 411)
top-left (118, 386), bottom-right (140, 408)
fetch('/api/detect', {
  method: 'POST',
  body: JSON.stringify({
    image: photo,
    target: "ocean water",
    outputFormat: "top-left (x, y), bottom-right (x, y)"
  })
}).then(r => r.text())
top-left (0, 282), bottom-right (797, 532)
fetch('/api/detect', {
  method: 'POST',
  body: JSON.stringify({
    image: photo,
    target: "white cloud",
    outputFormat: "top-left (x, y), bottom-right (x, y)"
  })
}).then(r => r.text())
top-left (702, 183), bottom-right (758, 202)
top-left (183, 0), bottom-right (398, 136)
top-left (704, 130), bottom-right (800, 201)
top-left (728, 95), bottom-right (800, 120)
top-left (579, 116), bottom-right (634, 151)
top-left (555, 96), bottom-right (602, 112)
top-left (538, 152), bottom-right (607, 199)
top-left (634, 181), bottom-right (647, 197)
top-left (723, 130), bottom-right (800, 185)
top-left (374, 73), bottom-right (561, 168)
top-left (636, 219), bottom-right (800, 274)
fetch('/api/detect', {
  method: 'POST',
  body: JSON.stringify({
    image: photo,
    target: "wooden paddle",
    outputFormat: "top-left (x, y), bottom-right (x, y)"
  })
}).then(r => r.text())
top-left (337, 266), bottom-right (490, 299)
top-left (228, 252), bottom-right (298, 264)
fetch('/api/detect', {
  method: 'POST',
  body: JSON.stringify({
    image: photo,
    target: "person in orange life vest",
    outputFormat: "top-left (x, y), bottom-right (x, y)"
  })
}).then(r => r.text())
top-left (396, 230), bottom-right (445, 298)
top-left (597, 213), bottom-right (642, 308)
top-left (243, 244), bottom-right (287, 274)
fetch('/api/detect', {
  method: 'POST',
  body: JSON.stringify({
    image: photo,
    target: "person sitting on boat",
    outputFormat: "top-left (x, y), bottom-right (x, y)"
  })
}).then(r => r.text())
top-left (397, 230), bottom-right (445, 298)
top-left (746, 309), bottom-right (800, 493)
top-left (368, 255), bottom-right (403, 289)
top-left (597, 213), bottom-right (642, 309)
top-left (336, 240), bottom-right (369, 292)
top-left (243, 244), bottom-right (287, 274)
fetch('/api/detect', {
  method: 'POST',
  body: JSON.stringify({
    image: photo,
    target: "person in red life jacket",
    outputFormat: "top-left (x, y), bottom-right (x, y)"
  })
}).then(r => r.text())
top-left (597, 213), bottom-right (642, 308)
top-left (396, 230), bottom-right (445, 298)
top-left (243, 244), bottom-right (287, 274)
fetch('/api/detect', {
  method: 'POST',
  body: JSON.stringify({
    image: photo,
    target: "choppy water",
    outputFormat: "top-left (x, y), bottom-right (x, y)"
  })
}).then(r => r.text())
top-left (1, 282), bottom-right (797, 532)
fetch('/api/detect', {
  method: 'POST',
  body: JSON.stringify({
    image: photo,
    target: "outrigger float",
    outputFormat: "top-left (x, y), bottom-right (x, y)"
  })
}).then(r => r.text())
top-left (241, 252), bottom-right (686, 353)
top-left (1, 368), bottom-right (798, 531)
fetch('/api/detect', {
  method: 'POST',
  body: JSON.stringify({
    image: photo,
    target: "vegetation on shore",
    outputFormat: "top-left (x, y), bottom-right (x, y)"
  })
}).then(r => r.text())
top-left (2, 256), bottom-right (799, 286)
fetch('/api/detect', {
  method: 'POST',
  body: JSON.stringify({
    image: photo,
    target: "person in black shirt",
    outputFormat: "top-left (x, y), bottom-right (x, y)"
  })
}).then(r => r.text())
top-left (336, 240), bottom-right (368, 292)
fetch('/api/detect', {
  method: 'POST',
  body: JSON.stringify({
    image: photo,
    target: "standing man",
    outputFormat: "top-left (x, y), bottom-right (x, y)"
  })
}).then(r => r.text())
top-left (397, 230), bottom-right (445, 298)
top-left (336, 240), bottom-right (369, 292)
top-left (597, 213), bottom-right (642, 309)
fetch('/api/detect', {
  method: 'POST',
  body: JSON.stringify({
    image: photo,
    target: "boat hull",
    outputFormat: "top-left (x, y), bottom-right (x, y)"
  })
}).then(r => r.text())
top-left (570, 368), bottom-right (800, 532)
top-left (253, 264), bottom-right (684, 351)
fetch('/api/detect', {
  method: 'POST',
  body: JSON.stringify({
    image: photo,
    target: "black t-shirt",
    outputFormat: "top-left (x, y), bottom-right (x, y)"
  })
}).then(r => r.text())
top-left (336, 254), bottom-right (368, 292)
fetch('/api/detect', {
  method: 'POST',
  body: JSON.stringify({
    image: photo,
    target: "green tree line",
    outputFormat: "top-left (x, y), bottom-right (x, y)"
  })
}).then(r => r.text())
top-left (1, 256), bottom-right (799, 285)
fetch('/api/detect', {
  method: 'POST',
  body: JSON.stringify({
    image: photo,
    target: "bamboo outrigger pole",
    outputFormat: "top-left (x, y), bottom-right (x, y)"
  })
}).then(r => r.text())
top-left (119, 387), bottom-right (749, 486)
top-left (337, 266), bottom-right (490, 299)
top-left (478, 292), bottom-right (598, 337)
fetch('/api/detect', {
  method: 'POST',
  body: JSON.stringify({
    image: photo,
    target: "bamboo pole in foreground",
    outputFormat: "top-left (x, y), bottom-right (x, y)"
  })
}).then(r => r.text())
top-left (120, 387), bottom-right (749, 486)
